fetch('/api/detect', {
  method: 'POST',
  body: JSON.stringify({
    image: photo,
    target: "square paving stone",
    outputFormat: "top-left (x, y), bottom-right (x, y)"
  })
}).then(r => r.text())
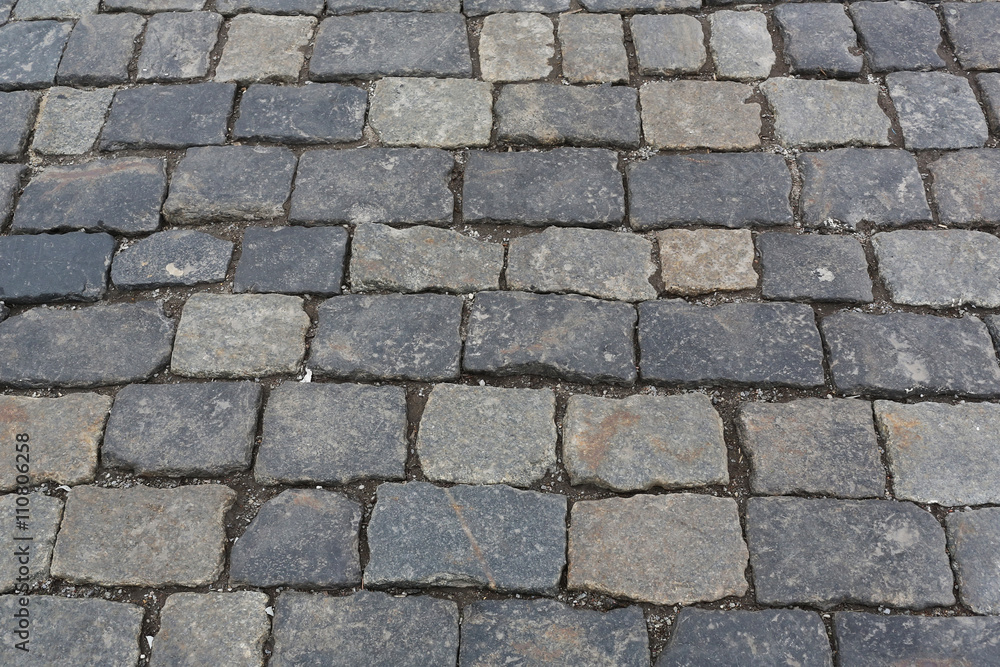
top-left (656, 609), bottom-right (833, 667)
top-left (850, 1), bottom-right (944, 72)
top-left (821, 311), bottom-right (1000, 398)
top-left (0, 302), bottom-right (175, 388)
top-left (57, 13), bottom-right (145, 87)
top-left (738, 398), bottom-right (884, 498)
top-left (746, 497), bottom-right (954, 609)
top-left (0, 91), bottom-right (38, 159)
top-left (99, 83), bottom-right (236, 150)
top-left (270, 591), bottom-right (459, 667)
top-left (0, 21), bottom-right (72, 90)
top-left (369, 77), bottom-right (492, 148)
top-left (708, 10), bottom-right (775, 81)
top-left (230, 490), bottom-right (361, 588)
top-left (762, 78), bottom-right (890, 148)
top-left (102, 382), bottom-right (262, 477)
top-left (568, 494), bottom-right (748, 605)
top-left (775, 3), bottom-right (862, 76)
top-left (13, 0), bottom-right (98, 17)
top-left (835, 613), bottom-right (1000, 666)
top-left (928, 149), bottom-right (1000, 225)
top-left (758, 233), bottom-right (873, 303)
top-left (946, 508), bottom-right (1000, 615)
top-left (875, 400), bottom-right (1000, 506)
top-left (887, 72), bottom-right (988, 150)
top-left (0, 163), bottom-right (20, 228)
top-left (366, 482), bottom-right (567, 592)
top-left (234, 226), bottom-right (347, 295)
top-left (32, 87), bottom-right (114, 156)
top-left (111, 230), bottom-right (233, 289)
top-left (496, 83), bottom-right (640, 148)
top-left (0, 231), bottom-right (114, 304)
top-left (254, 381), bottom-right (407, 485)
top-left (418, 384), bottom-right (556, 487)
top-left (641, 81), bottom-right (760, 150)
top-left (628, 153), bottom-right (792, 230)
top-left (310, 293), bottom-right (462, 381)
top-left (631, 15), bottom-right (705, 75)
top-left (216, 14), bottom-right (315, 83)
top-left (659, 229), bottom-right (757, 295)
top-left (559, 13), bottom-right (628, 84)
top-left (944, 3), bottom-right (1000, 70)
top-left (638, 301), bottom-right (825, 388)
top-left (980, 72), bottom-right (1000, 131)
top-left (290, 148), bottom-right (453, 224)
top-left (152, 592), bottom-right (270, 667)
top-left (172, 293), bottom-right (310, 378)
top-left (137, 11), bottom-right (222, 82)
top-left (480, 13), bottom-right (554, 82)
top-left (564, 393), bottom-right (728, 492)
top-left (350, 223), bottom-right (502, 293)
top-left (0, 494), bottom-right (62, 591)
top-left (105, 0), bottom-right (205, 8)
top-left (464, 291), bottom-right (637, 385)
top-left (235, 83), bottom-right (367, 144)
top-left (460, 600), bottom-right (648, 667)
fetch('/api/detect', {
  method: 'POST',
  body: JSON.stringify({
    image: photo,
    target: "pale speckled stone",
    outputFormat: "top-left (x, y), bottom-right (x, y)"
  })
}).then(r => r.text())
top-left (631, 15), bottom-right (705, 75)
top-left (32, 87), bottom-right (114, 155)
top-left (137, 12), bottom-right (222, 82)
top-left (762, 78), bottom-right (891, 148)
top-left (0, 494), bottom-right (62, 592)
top-left (559, 13), bottom-right (628, 84)
top-left (709, 11), bottom-right (775, 80)
top-left (641, 81), bottom-right (760, 150)
top-left (369, 78), bottom-right (492, 148)
top-left (12, 0), bottom-right (98, 18)
top-left (152, 593), bottom-right (270, 667)
top-left (835, 613), bottom-right (1000, 666)
top-left (946, 508), bottom-right (1000, 615)
top-left (928, 149), bottom-right (1000, 225)
top-left (215, 14), bottom-right (316, 83)
top-left (887, 72), bottom-right (989, 150)
top-left (658, 229), bottom-right (757, 295)
top-left (480, 13), bottom-right (553, 82)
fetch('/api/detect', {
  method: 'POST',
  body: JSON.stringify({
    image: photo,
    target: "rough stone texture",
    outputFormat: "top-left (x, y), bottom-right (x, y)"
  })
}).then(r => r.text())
top-left (581, 0), bottom-right (695, 8)
top-left (461, 600), bottom-right (649, 667)
top-left (417, 384), bottom-right (556, 487)
top-left (0, 163), bottom-right (20, 227)
top-left (559, 13), bottom-right (628, 84)
top-left (944, 3), bottom-right (1000, 70)
top-left (568, 494), bottom-right (748, 605)
top-left (464, 291), bottom-right (637, 384)
top-left (946, 508), bottom-right (1000, 615)
top-left (465, 0), bottom-right (566, 13)
top-left (749, 497), bottom-right (954, 609)
top-left (0, 91), bottom-right (38, 159)
top-left (369, 78), bottom-right (492, 148)
top-left (774, 4), bottom-right (862, 75)
top-left (234, 83), bottom-right (367, 144)
top-left (657, 609), bottom-right (833, 667)
top-left (507, 227), bottom-right (656, 301)
top-left (254, 382), bottom-right (407, 485)
top-left (32, 87), bottom-right (114, 155)
top-left (104, 0), bottom-right (205, 8)
top-left (102, 382), bottom-right (262, 477)
top-left (350, 223), bottom-right (502, 293)
top-left (887, 72), bottom-right (989, 150)
top-left (328, 0), bottom-right (457, 10)
top-left (219, 0), bottom-right (323, 13)
top-left (639, 301), bottom-right (825, 388)
top-left (981, 73), bottom-right (1000, 131)
top-left (99, 83), bottom-right (235, 150)
top-left (496, 84), bottom-right (640, 148)
top-left (564, 393), bottom-right (728, 492)
top-left (290, 148), bottom-right (453, 224)
top-left (172, 294), bottom-right (309, 378)
top-left (631, 14), bottom-right (705, 75)
top-left (366, 482), bottom-right (567, 592)
top-left (708, 10), bottom-right (775, 80)
top-left (762, 79), bottom-right (891, 148)
top-left (152, 592), bottom-right (270, 667)
top-left (0, 303), bottom-right (175, 388)
top-left (13, 0), bottom-right (98, 18)
top-left (57, 13), bottom-right (145, 87)
top-left (758, 233), bottom-right (873, 303)
top-left (628, 153), bottom-right (793, 229)
top-left (835, 613), bottom-right (1000, 665)
top-left (658, 229), bottom-right (757, 295)
top-left (51, 484), bottom-right (236, 587)
top-left (216, 14), bottom-right (315, 83)
top-left (0, 494), bottom-right (62, 591)
top-left (480, 13), bottom-right (553, 82)
top-left (230, 490), bottom-right (361, 587)
top-left (0, 231), bottom-right (114, 303)
top-left (137, 11), bottom-right (222, 82)
top-left (112, 231), bottom-right (233, 289)
top-left (0, 21), bottom-right (72, 90)
top-left (850, 1), bottom-right (945, 72)
top-left (234, 226), bottom-right (347, 295)
top-left (821, 311), bottom-right (1000, 398)
top-left (641, 81), bottom-right (760, 150)
top-left (270, 591), bottom-right (459, 667)
top-left (928, 149), bottom-right (1000, 225)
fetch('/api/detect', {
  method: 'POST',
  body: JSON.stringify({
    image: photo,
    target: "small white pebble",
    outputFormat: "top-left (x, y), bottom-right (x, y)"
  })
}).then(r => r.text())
top-left (265, 607), bottom-right (274, 617)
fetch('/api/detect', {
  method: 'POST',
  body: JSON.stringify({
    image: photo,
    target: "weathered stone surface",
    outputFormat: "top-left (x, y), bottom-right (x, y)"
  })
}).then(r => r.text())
top-left (762, 78), bottom-right (891, 148)
top-left (13, 0), bottom-right (97, 18)
top-left (657, 609), bottom-right (833, 667)
top-left (628, 153), bottom-right (792, 230)
top-left (581, 0), bottom-right (696, 8)
top-left (254, 381), bottom-right (407, 484)
top-left (418, 384), bottom-right (556, 487)
top-left (329, 0), bottom-right (456, 11)
top-left (234, 226), bottom-right (347, 295)
top-left (461, 600), bottom-right (649, 667)
top-left (0, 91), bottom-right (38, 159)
top-left (641, 80), bottom-right (760, 150)
top-left (152, 593), bottom-right (270, 667)
top-left (746, 497), bottom-right (954, 608)
top-left (32, 87), bottom-right (113, 155)
top-left (0, 21), bottom-right (72, 90)
top-left (112, 231), bottom-right (233, 289)
top-left (216, 14), bottom-right (315, 82)
top-left (51, 484), bottom-right (236, 587)
top-left (944, 3), bottom-right (1000, 70)
top-left (821, 311), bottom-right (1000, 398)
top-left (946, 508), bottom-right (1000, 615)
top-left (0, 494), bottom-right (62, 591)
top-left (496, 84), bottom-right (640, 148)
top-left (928, 149), bottom-right (1000, 225)
top-left (850, 1), bottom-right (945, 72)
top-left (887, 72), bottom-right (988, 150)
top-left (219, 0), bottom-right (323, 13)
top-left (658, 229), bottom-right (757, 295)
top-left (775, 4), bottom-right (862, 75)
top-left (104, 0), bottom-right (204, 9)
top-left (569, 494), bottom-right (748, 605)
top-left (103, 382), bottom-right (262, 477)
top-left (464, 291), bottom-right (637, 384)
top-left (370, 78), bottom-right (491, 148)
top-left (559, 13), bottom-right (628, 84)
top-left (758, 233), bottom-right (873, 303)
top-left (290, 148), bottom-right (453, 224)
top-left (480, 13), bottom-right (553, 82)
top-left (230, 490), bottom-right (361, 587)
top-left (0, 164), bottom-right (20, 227)
top-left (835, 613), bottom-right (1000, 665)
top-left (0, 303), bottom-right (175, 388)
top-left (0, 232), bottom-right (113, 303)
top-left (99, 83), bottom-right (235, 150)
top-left (639, 301), bottom-right (825, 388)
top-left (981, 73), bottom-right (1000, 130)
top-left (137, 11), bottom-right (222, 82)
top-left (57, 13), bottom-right (145, 87)
top-left (311, 294), bottom-right (462, 381)
top-left (235, 83), bottom-right (366, 144)
top-left (631, 15), bottom-right (705, 75)
top-left (709, 10), bottom-right (775, 80)
top-left (172, 294), bottom-right (309, 378)
top-left (271, 591), bottom-right (459, 667)
top-left (350, 223), bottom-right (502, 293)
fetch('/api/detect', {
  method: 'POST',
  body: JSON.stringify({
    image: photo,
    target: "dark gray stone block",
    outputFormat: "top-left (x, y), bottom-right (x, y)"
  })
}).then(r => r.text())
top-left (464, 291), bottom-right (637, 385)
top-left (980, 73), bottom-right (1000, 131)
top-left (219, 0), bottom-right (324, 13)
top-left (580, 0), bottom-right (697, 10)
top-left (0, 0), bottom-right (10, 22)
top-left (887, 72), bottom-right (988, 150)
top-left (0, 163), bottom-right (23, 228)
top-left (947, 508), bottom-right (1000, 615)
top-left (137, 11), bottom-right (222, 82)
top-left (234, 226), bottom-right (347, 295)
top-left (821, 311), bottom-right (1000, 398)
top-left (104, 0), bottom-right (204, 8)
top-left (631, 15), bottom-right (706, 76)
top-left (0, 91), bottom-right (37, 160)
top-left (928, 149), bottom-right (1000, 225)
top-left (112, 230), bottom-right (233, 289)
top-left (835, 613), bottom-right (1000, 666)
top-left (366, 482), bottom-right (567, 593)
top-left (152, 593), bottom-right (270, 667)
top-left (758, 233), bottom-right (873, 303)
top-left (944, 3), bottom-right (1000, 70)
top-left (464, 0), bottom-right (567, 14)
top-left (850, 1), bottom-right (945, 72)
top-left (0, 304), bottom-right (6, 323)
top-left (99, 83), bottom-right (235, 150)
top-left (235, 83), bottom-right (366, 144)
top-left (0, 231), bottom-right (114, 304)
top-left (774, 4), bottom-right (862, 76)
top-left (0, 21), bottom-right (72, 90)
top-left (57, 13), bottom-right (145, 87)
top-left (463, 148), bottom-right (625, 227)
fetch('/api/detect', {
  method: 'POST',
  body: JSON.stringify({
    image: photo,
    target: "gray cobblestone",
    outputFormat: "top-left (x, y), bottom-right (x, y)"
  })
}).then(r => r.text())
top-left (0, 21), bottom-right (72, 90)
top-left (464, 0), bottom-right (566, 14)
top-left (137, 11), bottom-right (221, 82)
top-left (762, 78), bottom-right (890, 148)
top-left (215, 14), bottom-right (315, 83)
top-left (980, 72), bottom-right (1000, 130)
top-left (0, 231), bottom-right (113, 304)
top-left (708, 10), bottom-right (774, 80)
top-left (582, 0), bottom-right (696, 8)
top-left (99, 83), bottom-right (235, 150)
top-left (57, 13), bottom-right (145, 87)
top-left (370, 77), bottom-right (492, 148)
top-left (152, 593), bottom-right (270, 667)
top-left (219, 0), bottom-right (323, 13)
top-left (0, 494), bottom-right (62, 591)
top-left (0, 164), bottom-right (20, 228)
top-left (641, 81), bottom-right (760, 150)
top-left (234, 83), bottom-right (367, 143)
top-left (758, 233), bottom-right (873, 303)
top-left (658, 229), bottom-right (757, 295)
top-left (234, 226), bottom-right (347, 295)
top-left (111, 230), bottom-right (233, 289)
top-left (943, 3), bottom-right (1000, 71)
top-left (0, 91), bottom-right (37, 159)
top-left (559, 13), bottom-right (628, 84)
top-left (480, 13), bottom-right (553, 82)
top-left (775, 3), bottom-right (861, 76)
top-left (850, 1), bottom-right (945, 72)
top-left (631, 15), bottom-right (705, 75)
top-left (32, 87), bottom-right (113, 156)
top-left (928, 149), bottom-right (1000, 225)
top-left (887, 72), bottom-right (989, 149)
top-left (328, 0), bottom-right (456, 11)
top-left (104, 0), bottom-right (204, 8)
top-left (12, 0), bottom-right (98, 18)
top-left (835, 613), bottom-right (1000, 665)
top-left (946, 508), bottom-right (1000, 615)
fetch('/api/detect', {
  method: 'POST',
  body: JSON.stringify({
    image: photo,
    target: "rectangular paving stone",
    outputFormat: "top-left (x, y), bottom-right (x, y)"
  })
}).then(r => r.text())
top-left (111, 230), bottom-right (234, 289)
top-left (219, 0), bottom-right (322, 12)
top-left (762, 78), bottom-right (891, 148)
top-left (0, 163), bottom-right (20, 228)
top-left (835, 613), bottom-right (1000, 666)
top-left (708, 10), bottom-right (775, 81)
top-left (0, 231), bottom-right (114, 304)
top-left (980, 72), bottom-right (1000, 131)
top-left (369, 77), bottom-right (492, 148)
top-left (51, 484), bottom-right (235, 587)
top-left (102, 382), bottom-right (262, 477)
top-left (628, 153), bottom-right (792, 230)
top-left (631, 15), bottom-right (705, 75)
top-left (327, 0), bottom-right (458, 12)
top-left (104, 0), bottom-right (205, 8)
top-left (13, 0), bottom-right (98, 17)
top-left (254, 381), bottom-right (407, 485)
top-left (569, 494), bottom-right (747, 605)
top-left (775, 4), bottom-right (862, 76)
top-left (850, 1), bottom-right (944, 72)
top-left (366, 482), bottom-right (567, 593)
top-left (559, 13), bottom-right (628, 84)
top-left (234, 226), bottom-right (347, 295)
top-left (887, 72), bottom-right (988, 150)
top-left (944, 3), bottom-right (1000, 70)
top-left (928, 149), bottom-right (1000, 225)
top-left (216, 14), bottom-right (315, 83)
top-left (658, 229), bottom-right (757, 295)
top-left (581, 0), bottom-right (697, 9)
top-left (479, 13), bottom-right (554, 82)
top-left (946, 508), bottom-right (1000, 615)
top-left (641, 81), bottom-right (760, 150)
top-left (152, 592), bottom-right (270, 667)
top-left (465, 0), bottom-right (567, 14)
top-left (464, 291), bottom-right (637, 385)
top-left (0, 91), bottom-right (38, 159)
top-left (32, 87), bottom-right (114, 156)
top-left (234, 83), bottom-right (367, 144)
top-left (0, 494), bottom-right (62, 591)
top-left (137, 11), bottom-right (222, 82)
top-left (746, 497), bottom-right (954, 609)
top-left (758, 233), bottom-right (873, 303)
top-left (99, 83), bottom-right (236, 150)
top-left (638, 301), bottom-right (825, 388)
top-left (57, 13), bottom-right (145, 87)
top-left (0, 21), bottom-right (72, 90)
top-left (821, 311), bottom-right (1000, 398)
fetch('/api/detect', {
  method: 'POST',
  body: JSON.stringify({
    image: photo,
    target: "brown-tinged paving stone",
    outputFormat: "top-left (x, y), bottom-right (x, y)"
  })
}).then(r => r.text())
top-left (0, 494), bottom-right (62, 592)
top-left (943, 3), bottom-right (1000, 71)
top-left (630, 15), bottom-right (705, 75)
top-left (215, 14), bottom-right (315, 83)
top-left (234, 83), bottom-right (367, 144)
top-left (835, 613), bottom-right (1000, 665)
top-left (111, 230), bottom-right (234, 289)
top-left (774, 3), bottom-right (862, 76)
top-left (559, 13), bottom-right (628, 84)
top-left (946, 508), bottom-right (1000, 615)
top-left (758, 233), bottom-right (873, 303)
top-left (369, 78), bottom-right (492, 148)
top-left (99, 83), bottom-right (235, 150)
top-left (928, 149), bottom-right (1000, 225)
top-left (761, 78), bottom-right (891, 148)
top-left (658, 229), bottom-right (757, 295)
top-left (0, 21), bottom-right (72, 91)
top-left (0, 91), bottom-right (37, 159)
top-left (233, 226), bottom-right (347, 296)
top-left (50, 484), bottom-right (236, 587)
top-left (57, 13), bottom-right (145, 87)
top-left (479, 13), bottom-right (554, 82)
top-left (887, 72), bottom-right (989, 150)
top-left (152, 592), bottom-right (270, 667)
top-left (641, 81), bottom-right (760, 150)
top-left (137, 11), bottom-right (222, 82)
top-left (568, 493), bottom-right (748, 605)
top-left (0, 231), bottom-right (114, 304)
top-left (708, 10), bottom-right (775, 81)
top-left (31, 87), bottom-right (113, 156)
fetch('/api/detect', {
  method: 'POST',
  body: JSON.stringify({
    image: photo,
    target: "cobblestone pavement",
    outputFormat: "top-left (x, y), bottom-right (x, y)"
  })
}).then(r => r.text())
top-left (1, 0), bottom-right (1000, 664)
